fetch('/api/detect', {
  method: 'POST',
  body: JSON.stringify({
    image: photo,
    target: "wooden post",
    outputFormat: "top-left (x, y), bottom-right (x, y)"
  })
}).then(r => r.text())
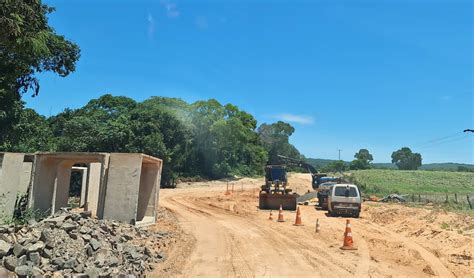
top-left (418, 194), bottom-right (421, 202)
top-left (467, 194), bottom-right (473, 210)
top-left (445, 194), bottom-right (448, 203)
top-left (231, 183), bottom-right (234, 193)
top-left (412, 194), bottom-right (415, 202)
top-left (455, 193), bottom-right (458, 204)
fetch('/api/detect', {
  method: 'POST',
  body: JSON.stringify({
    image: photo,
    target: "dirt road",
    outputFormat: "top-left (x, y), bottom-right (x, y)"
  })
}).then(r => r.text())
top-left (154, 175), bottom-right (473, 277)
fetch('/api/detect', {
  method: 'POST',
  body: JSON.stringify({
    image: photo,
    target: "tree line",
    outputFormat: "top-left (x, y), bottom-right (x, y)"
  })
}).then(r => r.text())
top-left (321, 147), bottom-right (423, 172)
top-left (0, 94), bottom-right (303, 186)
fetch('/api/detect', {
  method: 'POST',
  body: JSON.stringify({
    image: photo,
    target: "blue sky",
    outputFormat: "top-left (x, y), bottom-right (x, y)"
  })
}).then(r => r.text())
top-left (25, 0), bottom-right (473, 163)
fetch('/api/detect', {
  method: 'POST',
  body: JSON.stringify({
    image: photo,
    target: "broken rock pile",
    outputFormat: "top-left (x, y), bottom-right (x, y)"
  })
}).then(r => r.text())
top-left (0, 210), bottom-right (169, 277)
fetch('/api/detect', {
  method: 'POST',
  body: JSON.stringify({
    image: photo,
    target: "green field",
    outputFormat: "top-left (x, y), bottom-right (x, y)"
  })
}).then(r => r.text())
top-left (345, 169), bottom-right (474, 195)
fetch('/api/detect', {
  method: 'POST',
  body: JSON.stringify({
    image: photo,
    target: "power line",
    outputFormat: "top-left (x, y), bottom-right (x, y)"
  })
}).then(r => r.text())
top-left (417, 134), bottom-right (471, 150)
top-left (411, 131), bottom-right (465, 149)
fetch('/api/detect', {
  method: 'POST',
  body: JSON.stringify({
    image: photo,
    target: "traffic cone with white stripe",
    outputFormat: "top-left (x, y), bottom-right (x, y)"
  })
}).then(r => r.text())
top-left (340, 219), bottom-right (357, 250)
top-left (315, 218), bottom-right (321, 233)
top-left (268, 210), bottom-right (273, 220)
top-left (277, 205), bottom-right (285, 222)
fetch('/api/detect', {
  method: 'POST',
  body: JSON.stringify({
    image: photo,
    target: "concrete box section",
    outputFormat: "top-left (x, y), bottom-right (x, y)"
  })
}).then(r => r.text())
top-left (30, 152), bottom-right (109, 216)
top-left (0, 153), bottom-right (25, 219)
top-left (1, 152), bottom-right (162, 227)
top-left (103, 153), bottom-right (162, 226)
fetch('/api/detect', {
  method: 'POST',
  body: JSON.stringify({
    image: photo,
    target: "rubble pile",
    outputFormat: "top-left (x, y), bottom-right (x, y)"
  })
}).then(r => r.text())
top-left (0, 210), bottom-right (168, 277)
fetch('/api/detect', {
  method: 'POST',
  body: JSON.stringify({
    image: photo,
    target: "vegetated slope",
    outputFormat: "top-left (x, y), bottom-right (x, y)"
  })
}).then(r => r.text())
top-left (306, 158), bottom-right (474, 171)
top-left (346, 169), bottom-right (474, 195)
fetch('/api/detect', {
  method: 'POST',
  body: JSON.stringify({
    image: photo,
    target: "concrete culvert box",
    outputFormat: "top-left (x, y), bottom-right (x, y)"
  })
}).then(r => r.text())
top-left (0, 153), bottom-right (33, 220)
top-left (102, 153), bottom-right (162, 226)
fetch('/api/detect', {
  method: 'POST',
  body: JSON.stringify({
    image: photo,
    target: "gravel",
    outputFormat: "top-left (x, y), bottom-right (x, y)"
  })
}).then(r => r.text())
top-left (0, 210), bottom-right (170, 276)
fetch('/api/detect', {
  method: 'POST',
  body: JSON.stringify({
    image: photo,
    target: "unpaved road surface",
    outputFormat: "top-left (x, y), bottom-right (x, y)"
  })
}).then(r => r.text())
top-left (153, 174), bottom-right (473, 277)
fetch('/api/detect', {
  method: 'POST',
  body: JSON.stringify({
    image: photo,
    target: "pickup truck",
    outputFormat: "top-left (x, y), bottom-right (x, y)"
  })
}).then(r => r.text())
top-left (327, 184), bottom-right (362, 218)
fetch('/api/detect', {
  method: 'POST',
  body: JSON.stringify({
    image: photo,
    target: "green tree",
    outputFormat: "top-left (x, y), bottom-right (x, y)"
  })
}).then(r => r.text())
top-left (457, 166), bottom-right (473, 172)
top-left (0, 0), bottom-right (80, 144)
top-left (52, 95), bottom-right (136, 152)
top-left (350, 149), bottom-right (373, 170)
top-left (257, 121), bottom-right (300, 164)
top-left (0, 108), bottom-right (54, 152)
top-left (323, 160), bottom-right (347, 172)
top-left (391, 147), bottom-right (422, 170)
top-left (128, 100), bottom-right (192, 186)
top-left (190, 100), bottom-right (267, 178)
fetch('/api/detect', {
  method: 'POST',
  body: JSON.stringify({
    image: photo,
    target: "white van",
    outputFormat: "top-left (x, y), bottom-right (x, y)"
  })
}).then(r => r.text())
top-left (327, 184), bottom-right (362, 218)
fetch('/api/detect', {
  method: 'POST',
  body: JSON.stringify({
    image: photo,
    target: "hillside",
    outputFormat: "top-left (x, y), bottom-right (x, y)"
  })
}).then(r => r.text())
top-left (305, 158), bottom-right (474, 171)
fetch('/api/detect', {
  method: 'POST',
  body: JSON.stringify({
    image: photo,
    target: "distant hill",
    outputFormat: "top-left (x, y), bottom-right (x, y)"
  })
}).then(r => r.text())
top-left (304, 158), bottom-right (350, 169)
top-left (305, 158), bottom-right (474, 172)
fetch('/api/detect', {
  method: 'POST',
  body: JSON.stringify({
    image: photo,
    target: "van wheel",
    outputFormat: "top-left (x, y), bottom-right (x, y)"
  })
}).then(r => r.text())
top-left (354, 211), bottom-right (360, 218)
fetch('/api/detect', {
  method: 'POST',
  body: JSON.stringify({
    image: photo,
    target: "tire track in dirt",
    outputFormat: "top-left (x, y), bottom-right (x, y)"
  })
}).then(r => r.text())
top-left (158, 185), bottom-right (467, 277)
top-left (364, 222), bottom-right (454, 277)
top-left (165, 192), bottom-right (359, 277)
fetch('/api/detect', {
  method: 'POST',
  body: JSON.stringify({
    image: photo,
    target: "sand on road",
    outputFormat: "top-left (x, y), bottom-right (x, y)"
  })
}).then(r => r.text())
top-left (152, 174), bottom-right (473, 277)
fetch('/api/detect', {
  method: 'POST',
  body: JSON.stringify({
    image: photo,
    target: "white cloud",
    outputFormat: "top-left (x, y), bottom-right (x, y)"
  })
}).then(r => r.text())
top-left (160, 0), bottom-right (180, 18)
top-left (274, 113), bottom-right (315, 125)
top-left (147, 13), bottom-right (155, 40)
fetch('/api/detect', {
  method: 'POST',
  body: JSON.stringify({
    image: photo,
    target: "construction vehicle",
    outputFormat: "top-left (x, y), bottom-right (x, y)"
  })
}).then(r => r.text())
top-left (276, 155), bottom-right (329, 189)
top-left (259, 155), bottom-right (330, 210)
top-left (275, 155), bottom-right (342, 210)
top-left (259, 165), bottom-right (297, 210)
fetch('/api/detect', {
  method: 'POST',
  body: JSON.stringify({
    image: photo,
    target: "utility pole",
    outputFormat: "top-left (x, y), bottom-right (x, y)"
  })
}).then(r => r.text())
top-left (338, 149), bottom-right (342, 160)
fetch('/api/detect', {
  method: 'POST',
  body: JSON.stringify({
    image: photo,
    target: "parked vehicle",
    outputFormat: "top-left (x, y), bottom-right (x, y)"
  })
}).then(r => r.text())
top-left (317, 182), bottom-right (337, 210)
top-left (327, 184), bottom-right (362, 218)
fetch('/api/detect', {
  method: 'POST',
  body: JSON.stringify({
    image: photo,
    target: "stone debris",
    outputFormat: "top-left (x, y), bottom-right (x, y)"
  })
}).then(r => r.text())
top-left (380, 194), bottom-right (406, 203)
top-left (0, 210), bottom-right (170, 276)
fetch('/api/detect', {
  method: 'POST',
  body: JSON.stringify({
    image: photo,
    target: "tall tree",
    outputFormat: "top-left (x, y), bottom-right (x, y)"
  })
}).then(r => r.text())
top-left (191, 100), bottom-right (267, 178)
top-left (257, 121), bottom-right (300, 164)
top-left (0, 0), bottom-right (80, 145)
top-left (323, 160), bottom-right (347, 172)
top-left (350, 148), bottom-right (373, 170)
top-left (0, 108), bottom-right (54, 152)
top-left (52, 95), bottom-right (136, 152)
top-left (391, 147), bottom-right (422, 170)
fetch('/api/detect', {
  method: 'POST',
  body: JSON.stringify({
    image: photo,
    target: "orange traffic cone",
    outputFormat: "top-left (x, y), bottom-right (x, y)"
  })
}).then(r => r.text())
top-left (277, 205), bottom-right (285, 222)
top-left (268, 210), bottom-right (273, 220)
top-left (340, 219), bottom-right (357, 250)
top-left (315, 218), bottom-right (321, 233)
top-left (293, 206), bottom-right (303, 226)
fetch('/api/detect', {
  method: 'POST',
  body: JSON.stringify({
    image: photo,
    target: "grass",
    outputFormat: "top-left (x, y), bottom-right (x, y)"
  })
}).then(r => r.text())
top-left (345, 169), bottom-right (474, 195)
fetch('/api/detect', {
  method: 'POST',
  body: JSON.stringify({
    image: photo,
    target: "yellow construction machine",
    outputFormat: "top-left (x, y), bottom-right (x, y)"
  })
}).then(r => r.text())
top-left (258, 165), bottom-right (297, 210)
top-left (259, 155), bottom-right (334, 210)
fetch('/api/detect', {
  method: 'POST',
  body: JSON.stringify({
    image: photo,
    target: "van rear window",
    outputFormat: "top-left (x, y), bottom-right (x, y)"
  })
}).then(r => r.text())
top-left (334, 187), bottom-right (358, 197)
